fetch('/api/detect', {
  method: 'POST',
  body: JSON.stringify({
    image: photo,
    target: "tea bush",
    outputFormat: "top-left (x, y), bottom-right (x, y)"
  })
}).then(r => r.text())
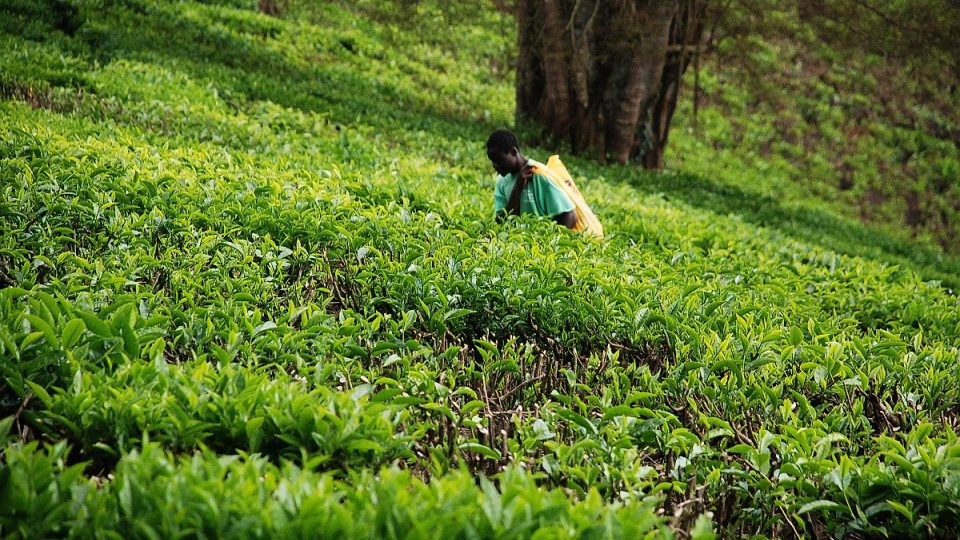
top-left (1, 0), bottom-right (958, 537)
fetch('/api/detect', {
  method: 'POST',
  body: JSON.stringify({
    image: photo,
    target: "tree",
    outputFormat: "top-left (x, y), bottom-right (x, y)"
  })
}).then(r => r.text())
top-left (515, 0), bottom-right (706, 168)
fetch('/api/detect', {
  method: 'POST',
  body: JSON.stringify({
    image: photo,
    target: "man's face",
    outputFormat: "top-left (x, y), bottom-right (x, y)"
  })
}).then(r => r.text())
top-left (487, 146), bottom-right (521, 176)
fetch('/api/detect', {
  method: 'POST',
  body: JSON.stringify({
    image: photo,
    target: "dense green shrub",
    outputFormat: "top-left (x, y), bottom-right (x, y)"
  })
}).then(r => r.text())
top-left (1, 1), bottom-right (958, 537)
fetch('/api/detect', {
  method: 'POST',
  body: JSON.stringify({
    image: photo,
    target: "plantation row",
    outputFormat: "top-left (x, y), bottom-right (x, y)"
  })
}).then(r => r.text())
top-left (2, 436), bottom-right (674, 539)
top-left (2, 0), bottom-right (960, 537)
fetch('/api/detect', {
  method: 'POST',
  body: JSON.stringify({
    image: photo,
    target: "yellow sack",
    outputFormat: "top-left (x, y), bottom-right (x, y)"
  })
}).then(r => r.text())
top-left (529, 155), bottom-right (603, 238)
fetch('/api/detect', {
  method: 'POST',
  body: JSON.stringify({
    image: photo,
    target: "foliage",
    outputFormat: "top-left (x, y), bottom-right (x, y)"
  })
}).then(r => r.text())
top-left (1, 0), bottom-right (959, 537)
top-left (0, 441), bottom-right (669, 538)
top-left (672, 0), bottom-right (960, 254)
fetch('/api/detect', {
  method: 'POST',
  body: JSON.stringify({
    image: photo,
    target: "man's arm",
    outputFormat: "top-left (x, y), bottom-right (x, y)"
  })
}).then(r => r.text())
top-left (501, 164), bottom-right (533, 220)
top-left (552, 210), bottom-right (577, 229)
top-left (505, 179), bottom-right (525, 215)
top-left (496, 181), bottom-right (525, 223)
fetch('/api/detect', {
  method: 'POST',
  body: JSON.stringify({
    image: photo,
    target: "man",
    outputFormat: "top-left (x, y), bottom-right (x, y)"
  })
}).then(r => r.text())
top-left (487, 129), bottom-right (577, 229)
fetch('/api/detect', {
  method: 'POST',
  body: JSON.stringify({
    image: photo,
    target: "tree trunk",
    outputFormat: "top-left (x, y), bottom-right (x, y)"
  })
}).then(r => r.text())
top-left (516, 0), bottom-right (705, 169)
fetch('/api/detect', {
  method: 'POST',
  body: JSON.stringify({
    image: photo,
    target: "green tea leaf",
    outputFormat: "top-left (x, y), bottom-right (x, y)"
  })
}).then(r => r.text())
top-left (459, 442), bottom-right (501, 460)
top-left (797, 499), bottom-right (844, 515)
top-left (76, 309), bottom-right (112, 338)
top-left (61, 318), bottom-right (86, 348)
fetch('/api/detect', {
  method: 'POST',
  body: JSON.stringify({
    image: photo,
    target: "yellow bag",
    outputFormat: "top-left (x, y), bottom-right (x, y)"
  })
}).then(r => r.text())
top-left (529, 155), bottom-right (603, 238)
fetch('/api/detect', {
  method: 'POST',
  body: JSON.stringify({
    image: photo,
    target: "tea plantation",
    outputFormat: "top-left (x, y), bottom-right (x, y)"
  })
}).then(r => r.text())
top-left (1, 1), bottom-right (959, 538)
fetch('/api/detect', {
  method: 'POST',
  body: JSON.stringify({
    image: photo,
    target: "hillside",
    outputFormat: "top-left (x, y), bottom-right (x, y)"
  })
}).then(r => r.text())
top-left (667, 5), bottom-right (960, 259)
top-left (1, 1), bottom-right (959, 538)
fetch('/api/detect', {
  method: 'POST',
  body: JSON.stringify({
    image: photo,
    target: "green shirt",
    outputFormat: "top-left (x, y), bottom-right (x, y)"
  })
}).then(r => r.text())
top-left (493, 162), bottom-right (575, 218)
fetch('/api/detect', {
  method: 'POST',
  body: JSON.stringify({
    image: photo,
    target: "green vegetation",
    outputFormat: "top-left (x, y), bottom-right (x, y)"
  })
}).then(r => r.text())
top-left (668, 7), bottom-right (960, 258)
top-left (1, 0), bottom-right (958, 537)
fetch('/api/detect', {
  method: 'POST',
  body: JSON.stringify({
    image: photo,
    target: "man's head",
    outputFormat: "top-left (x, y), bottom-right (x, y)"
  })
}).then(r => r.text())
top-left (486, 129), bottom-right (525, 176)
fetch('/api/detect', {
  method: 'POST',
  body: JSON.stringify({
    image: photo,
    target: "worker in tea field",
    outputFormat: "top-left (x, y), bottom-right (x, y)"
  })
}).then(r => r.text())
top-left (487, 129), bottom-right (578, 230)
